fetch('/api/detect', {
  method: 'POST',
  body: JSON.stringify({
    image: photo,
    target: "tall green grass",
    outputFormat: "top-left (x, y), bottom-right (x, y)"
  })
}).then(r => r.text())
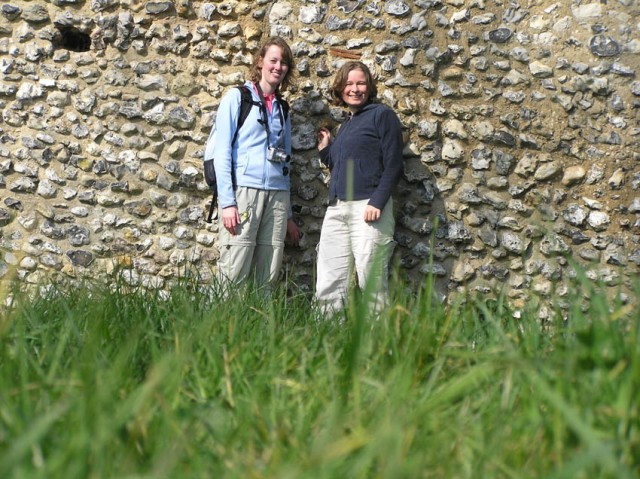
top-left (0, 273), bottom-right (637, 478)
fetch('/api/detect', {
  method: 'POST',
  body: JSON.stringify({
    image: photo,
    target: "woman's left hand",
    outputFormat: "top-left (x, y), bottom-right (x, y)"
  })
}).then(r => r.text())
top-left (317, 128), bottom-right (331, 150)
top-left (285, 218), bottom-right (302, 246)
top-left (364, 205), bottom-right (381, 222)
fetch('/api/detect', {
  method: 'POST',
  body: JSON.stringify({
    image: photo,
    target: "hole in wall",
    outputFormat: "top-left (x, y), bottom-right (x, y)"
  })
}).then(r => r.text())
top-left (55, 26), bottom-right (91, 52)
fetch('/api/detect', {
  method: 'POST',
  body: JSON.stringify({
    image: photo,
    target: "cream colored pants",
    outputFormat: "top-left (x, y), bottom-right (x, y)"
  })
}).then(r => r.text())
top-left (217, 187), bottom-right (288, 292)
top-left (315, 198), bottom-right (396, 314)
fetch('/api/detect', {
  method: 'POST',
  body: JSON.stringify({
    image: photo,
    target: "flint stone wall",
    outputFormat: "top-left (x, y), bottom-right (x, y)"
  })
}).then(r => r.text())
top-left (0, 0), bottom-right (639, 317)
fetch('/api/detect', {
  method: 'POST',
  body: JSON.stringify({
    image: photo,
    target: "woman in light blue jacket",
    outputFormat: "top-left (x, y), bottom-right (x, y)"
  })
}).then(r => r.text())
top-left (211, 37), bottom-right (300, 292)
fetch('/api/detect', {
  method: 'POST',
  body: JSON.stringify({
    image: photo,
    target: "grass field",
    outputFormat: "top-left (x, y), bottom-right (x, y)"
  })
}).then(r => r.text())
top-left (0, 272), bottom-right (638, 478)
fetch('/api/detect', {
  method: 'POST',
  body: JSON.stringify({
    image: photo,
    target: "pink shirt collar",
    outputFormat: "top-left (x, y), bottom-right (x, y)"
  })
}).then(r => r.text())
top-left (253, 83), bottom-right (275, 113)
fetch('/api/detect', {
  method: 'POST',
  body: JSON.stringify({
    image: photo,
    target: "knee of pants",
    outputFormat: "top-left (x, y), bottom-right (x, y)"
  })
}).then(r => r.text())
top-left (218, 244), bottom-right (254, 284)
top-left (252, 244), bottom-right (284, 284)
top-left (355, 238), bottom-right (395, 276)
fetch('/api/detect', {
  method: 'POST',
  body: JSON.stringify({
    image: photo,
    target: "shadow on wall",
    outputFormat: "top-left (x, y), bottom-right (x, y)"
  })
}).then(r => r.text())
top-left (393, 149), bottom-right (452, 303)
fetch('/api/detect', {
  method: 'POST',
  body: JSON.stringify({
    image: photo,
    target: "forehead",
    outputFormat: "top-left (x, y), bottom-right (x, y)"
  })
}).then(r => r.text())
top-left (263, 45), bottom-right (284, 59)
top-left (346, 69), bottom-right (367, 82)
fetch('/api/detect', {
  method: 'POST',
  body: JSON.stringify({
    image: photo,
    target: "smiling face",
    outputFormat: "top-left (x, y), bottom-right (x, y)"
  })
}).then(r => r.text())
top-left (341, 68), bottom-right (369, 112)
top-left (258, 45), bottom-right (289, 93)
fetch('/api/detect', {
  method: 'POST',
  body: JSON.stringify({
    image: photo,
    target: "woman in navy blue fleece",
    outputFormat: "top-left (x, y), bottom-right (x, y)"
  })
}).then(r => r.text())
top-left (316, 61), bottom-right (404, 314)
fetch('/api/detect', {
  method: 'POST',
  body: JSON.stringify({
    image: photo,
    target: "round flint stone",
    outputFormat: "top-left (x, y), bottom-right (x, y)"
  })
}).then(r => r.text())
top-left (385, 0), bottom-right (410, 17)
top-left (0, 208), bottom-right (11, 226)
top-left (4, 197), bottom-right (23, 211)
top-left (589, 35), bottom-right (620, 57)
top-left (146, 1), bottom-right (173, 15)
top-left (326, 15), bottom-right (355, 31)
top-left (21, 5), bottom-right (49, 23)
top-left (493, 130), bottom-right (516, 147)
top-left (67, 225), bottom-right (91, 246)
top-left (67, 250), bottom-right (94, 267)
top-left (337, 0), bottom-right (364, 14)
top-left (2, 4), bottom-right (22, 20)
top-left (488, 28), bottom-right (513, 44)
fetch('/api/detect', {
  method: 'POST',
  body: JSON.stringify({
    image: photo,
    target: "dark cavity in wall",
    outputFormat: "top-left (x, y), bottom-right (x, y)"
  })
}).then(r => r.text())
top-left (54, 27), bottom-right (91, 52)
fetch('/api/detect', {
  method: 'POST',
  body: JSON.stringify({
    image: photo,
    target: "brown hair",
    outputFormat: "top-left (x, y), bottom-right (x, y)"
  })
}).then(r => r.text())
top-left (249, 36), bottom-right (296, 93)
top-left (329, 61), bottom-right (378, 107)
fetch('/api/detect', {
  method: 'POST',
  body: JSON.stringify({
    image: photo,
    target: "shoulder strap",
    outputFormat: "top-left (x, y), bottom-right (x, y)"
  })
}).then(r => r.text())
top-left (231, 85), bottom-right (260, 146)
top-left (277, 94), bottom-right (289, 121)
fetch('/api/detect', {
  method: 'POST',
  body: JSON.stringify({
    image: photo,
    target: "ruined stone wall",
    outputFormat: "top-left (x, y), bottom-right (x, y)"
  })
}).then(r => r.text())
top-left (0, 0), bottom-right (638, 317)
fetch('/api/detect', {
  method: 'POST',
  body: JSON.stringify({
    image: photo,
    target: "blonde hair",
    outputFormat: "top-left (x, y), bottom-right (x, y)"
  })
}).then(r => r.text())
top-left (249, 37), bottom-right (296, 93)
top-left (329, 61), bottom-right (378, 107)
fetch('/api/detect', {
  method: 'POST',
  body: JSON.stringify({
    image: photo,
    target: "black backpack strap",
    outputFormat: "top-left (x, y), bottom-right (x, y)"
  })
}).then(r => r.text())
top-left (277, 94), bottom-right (289, 122)
top-left (207, 190), bottom-right (218, 223)
top-left (232, 85), bottom-right (260, 147)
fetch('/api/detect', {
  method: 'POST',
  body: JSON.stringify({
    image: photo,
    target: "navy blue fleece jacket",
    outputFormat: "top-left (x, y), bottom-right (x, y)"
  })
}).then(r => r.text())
top-left (319, 102), bottom-right (404, 210)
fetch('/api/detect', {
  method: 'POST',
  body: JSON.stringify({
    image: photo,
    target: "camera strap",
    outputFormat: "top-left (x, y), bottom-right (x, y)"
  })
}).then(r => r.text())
top-left (254, 82), bottom-right (285, 149)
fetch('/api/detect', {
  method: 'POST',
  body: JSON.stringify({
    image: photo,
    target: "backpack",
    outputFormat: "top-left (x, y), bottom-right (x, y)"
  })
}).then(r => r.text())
top-left (204, 85), bottom-right (290, 223)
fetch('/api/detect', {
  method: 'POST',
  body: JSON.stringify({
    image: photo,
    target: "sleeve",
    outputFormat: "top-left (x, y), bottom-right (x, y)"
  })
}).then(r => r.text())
top-left (319, 145), bottom-right (333, 169)
top-left (212, 88), bottom-right (242, 209)
top-left (368, 107), bottom-right (404, 210)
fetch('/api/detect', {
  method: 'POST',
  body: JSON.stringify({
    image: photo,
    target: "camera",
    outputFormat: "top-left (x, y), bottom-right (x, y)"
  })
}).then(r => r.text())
top-left (267, 147), bottom-right (290, 163)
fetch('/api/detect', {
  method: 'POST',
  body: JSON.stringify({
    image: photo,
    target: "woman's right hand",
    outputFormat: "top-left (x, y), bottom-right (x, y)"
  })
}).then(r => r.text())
top-left (317, 127), bottom-right (331, 151)
top-left (221, 206), bottom-right (241, 235)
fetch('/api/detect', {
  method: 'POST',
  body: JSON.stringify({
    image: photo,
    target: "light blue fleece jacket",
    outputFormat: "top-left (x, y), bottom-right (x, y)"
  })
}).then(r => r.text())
top-left (205, 81), bottom-right (292, 211)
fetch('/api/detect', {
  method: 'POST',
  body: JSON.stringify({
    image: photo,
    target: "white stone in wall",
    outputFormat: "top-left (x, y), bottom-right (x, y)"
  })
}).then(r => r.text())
top-left (483, 191), bottom-right (507, 210)
top-left (608, 168), bottom-right (625, 189)
top-left (299, 5), bottom-right (325, 24)
top-left (529, 61), bottom-right (553, 78)
top-left (410, 11), bottom-right (428, 30)
top-left (534, 162), bottom-right (561, 181)
top-left (472, 13), bottom-right (495, 25)
top-left (587, 211), bottom-right (611, 231)
top-left (16, 82), bottom-right (45, 101)
top-left (451, 261), bottom-right (475, 283)
top-left (533, 32), bottom-right (558, 46)
top-left (470, 121), bottom-right (494, 141)
top-left (442, 139), bottom-right (464, 163)
top-left (571, 3), bottom-right (602, 22)
top-left (562, 204), bottom-right (588, 226)
top-left (36, 179), bottom-right (57, 198)
top-left (553, 16), bottom-right (572, 33)
top-left (158, 237), bottom-right (176, 250)
top-left (586, 164), bottom-right (605, 185)
top-left (270, 1), bottom-right (294, 22)
top-left (443, 119), bottom-right (467, 140)
top-left (529, 15), bottom-right (551, 31)
top-left (451, 8), bottom-right (470, 23)
top-left (400, 48), bottom-right (416, 67)
top-left (218, 72), bottom-right (245, 86)
top-left (19, 257), bottom-right (37, 271)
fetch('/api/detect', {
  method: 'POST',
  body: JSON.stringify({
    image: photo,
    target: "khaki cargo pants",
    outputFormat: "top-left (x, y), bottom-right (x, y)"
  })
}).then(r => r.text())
top-left (217, 186), bottom-right (289, 293)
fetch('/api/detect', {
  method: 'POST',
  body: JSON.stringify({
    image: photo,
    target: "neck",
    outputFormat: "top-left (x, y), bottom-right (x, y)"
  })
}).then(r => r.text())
top-left (258, 80), bottom-right (276, 96)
